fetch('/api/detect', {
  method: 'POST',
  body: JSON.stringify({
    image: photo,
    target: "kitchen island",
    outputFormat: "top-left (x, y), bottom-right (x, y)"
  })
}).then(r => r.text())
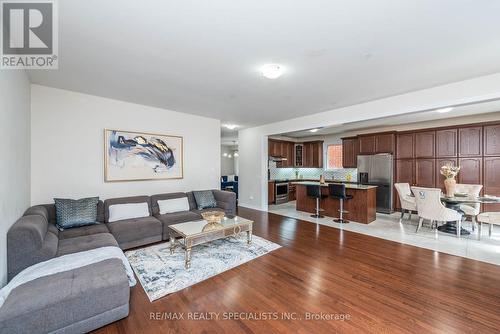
top-left (293, 181), bottom-right (377, 224)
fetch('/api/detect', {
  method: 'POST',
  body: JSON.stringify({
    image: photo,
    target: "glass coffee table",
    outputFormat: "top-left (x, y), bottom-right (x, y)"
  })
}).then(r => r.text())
top-left (168, 215), bottom-right (253, 269)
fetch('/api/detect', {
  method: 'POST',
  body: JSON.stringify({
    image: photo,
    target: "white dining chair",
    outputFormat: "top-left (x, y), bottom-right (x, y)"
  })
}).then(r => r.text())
top-left (476, 212), bottom-right (500, 240)
top-left (395, 183), bottom-right (417, 223)
top-left (455, 184), bottom-right (482, 230)
top-left (411, 187), bottom-right (463, 237)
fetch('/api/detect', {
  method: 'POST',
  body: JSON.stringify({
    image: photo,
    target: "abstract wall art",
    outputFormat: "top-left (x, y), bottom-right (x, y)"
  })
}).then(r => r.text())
top-left (104, 129), bottom-right (183, 181)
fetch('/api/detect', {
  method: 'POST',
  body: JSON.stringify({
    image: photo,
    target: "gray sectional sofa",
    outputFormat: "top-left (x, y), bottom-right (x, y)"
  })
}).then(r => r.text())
top-left (0, 189), bottom-right (236, 334)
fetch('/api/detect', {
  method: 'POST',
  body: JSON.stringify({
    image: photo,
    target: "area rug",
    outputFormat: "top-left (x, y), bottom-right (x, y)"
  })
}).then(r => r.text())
top-left (125, 235), bottom-right (281, 301)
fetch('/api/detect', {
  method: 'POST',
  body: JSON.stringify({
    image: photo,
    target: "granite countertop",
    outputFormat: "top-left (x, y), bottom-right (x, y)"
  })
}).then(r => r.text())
top-left (291, 181), bottom-right (377, 190)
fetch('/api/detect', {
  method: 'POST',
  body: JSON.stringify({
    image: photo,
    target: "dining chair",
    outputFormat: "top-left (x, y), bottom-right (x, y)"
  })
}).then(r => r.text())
top-left (455, 184), bottom-right (483, 230)
top-left (394, 183), bottom-right (417, 223)
top-left (411, 187), bottom-right (463, 237)
top-left (476, 212), bottom-right (500, 240)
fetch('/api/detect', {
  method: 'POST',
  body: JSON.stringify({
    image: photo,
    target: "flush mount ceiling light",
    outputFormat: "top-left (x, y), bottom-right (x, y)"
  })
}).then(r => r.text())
top-left (223, 124), bottom-right (239, 130)
top-left (435, 107), bottom-right (454, 113)
top-left (309, 128), bottom-right (320, 133)
top-left (260, 64), bottom-right (285, 79)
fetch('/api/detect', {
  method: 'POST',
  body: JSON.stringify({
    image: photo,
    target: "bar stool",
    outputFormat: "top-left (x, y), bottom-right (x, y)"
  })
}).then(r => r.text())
top-left (307, 184), bottom-right (327, 218)
top-left (329, 184), bottom-right (353, 224)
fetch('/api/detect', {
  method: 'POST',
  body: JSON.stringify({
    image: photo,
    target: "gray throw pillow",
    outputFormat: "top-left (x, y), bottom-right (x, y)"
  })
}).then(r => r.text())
top-left (193, 190), bottom-right (217, 210)
top-left (54, 197), bottom-right (99, 230)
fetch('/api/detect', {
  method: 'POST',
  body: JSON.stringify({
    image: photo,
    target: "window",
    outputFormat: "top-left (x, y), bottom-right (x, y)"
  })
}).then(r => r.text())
top-left (327, 144), bottom-right (343, 169)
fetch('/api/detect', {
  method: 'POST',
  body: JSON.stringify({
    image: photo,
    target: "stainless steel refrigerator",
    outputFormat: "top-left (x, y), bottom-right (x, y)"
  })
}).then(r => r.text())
top-left (357, 154), bottom-right (394, 214)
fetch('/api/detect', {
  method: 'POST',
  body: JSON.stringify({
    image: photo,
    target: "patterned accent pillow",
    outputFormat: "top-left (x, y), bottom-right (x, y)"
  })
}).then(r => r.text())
top-left (54, 197), bottom-right (99, 230)
top-left (193, 191), bottom-right (217, 210)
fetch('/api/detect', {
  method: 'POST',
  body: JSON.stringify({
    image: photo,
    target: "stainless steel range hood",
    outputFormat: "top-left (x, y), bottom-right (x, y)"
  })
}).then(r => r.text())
top-left (269, 156), bottom-right (288, 162)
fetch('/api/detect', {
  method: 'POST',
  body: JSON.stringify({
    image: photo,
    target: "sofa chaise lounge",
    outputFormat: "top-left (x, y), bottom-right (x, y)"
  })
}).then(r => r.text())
top-left (0, 189), bottom-right (236, 334)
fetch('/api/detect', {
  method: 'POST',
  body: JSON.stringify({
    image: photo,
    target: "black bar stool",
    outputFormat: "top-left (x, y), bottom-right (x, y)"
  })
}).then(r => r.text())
top-left (307, 185), bottom-right (327, 218)
top-left (328, 184), bottom-right (353, 224)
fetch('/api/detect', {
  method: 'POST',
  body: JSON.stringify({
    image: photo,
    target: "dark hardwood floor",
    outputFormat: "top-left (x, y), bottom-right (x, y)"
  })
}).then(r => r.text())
top-left (94, 207), bottom-right (500, 334)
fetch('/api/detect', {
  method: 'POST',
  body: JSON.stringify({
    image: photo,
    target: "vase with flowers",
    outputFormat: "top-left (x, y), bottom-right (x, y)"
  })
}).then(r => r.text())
top-left (440, 164), bottom-right (460, 197)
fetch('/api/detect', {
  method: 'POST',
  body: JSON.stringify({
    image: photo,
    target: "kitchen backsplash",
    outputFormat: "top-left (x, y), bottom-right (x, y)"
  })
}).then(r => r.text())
top-left (269, 161), bottom-right (358, 182)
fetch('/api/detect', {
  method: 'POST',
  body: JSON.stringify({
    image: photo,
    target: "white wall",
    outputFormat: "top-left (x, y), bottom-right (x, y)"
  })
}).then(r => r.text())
top-left (239, 72), bottom-right (500, 210)
top-left (31, 85), bottom-right (220, 203)
top-left (0, 71), bottom-right (31, 286)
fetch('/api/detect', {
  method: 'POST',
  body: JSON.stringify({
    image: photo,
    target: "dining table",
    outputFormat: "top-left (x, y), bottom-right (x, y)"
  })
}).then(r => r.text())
top-left (439, 195), bottom-right (500, 236)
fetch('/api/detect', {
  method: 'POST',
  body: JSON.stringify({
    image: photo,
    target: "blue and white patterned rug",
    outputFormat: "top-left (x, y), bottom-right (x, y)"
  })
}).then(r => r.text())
top-left (125, 235), bottom-right (281, 301)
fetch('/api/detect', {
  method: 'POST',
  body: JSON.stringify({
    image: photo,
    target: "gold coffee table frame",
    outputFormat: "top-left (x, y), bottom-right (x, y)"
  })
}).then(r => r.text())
top-left (168, 216), bottom-right (253, 269)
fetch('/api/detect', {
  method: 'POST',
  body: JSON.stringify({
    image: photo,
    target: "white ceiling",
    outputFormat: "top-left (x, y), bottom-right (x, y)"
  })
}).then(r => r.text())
top-left (28, 0), bottom-right (500, 131)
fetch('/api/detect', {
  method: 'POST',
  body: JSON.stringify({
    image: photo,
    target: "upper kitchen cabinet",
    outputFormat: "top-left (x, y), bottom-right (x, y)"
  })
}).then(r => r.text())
top-left (358, 135), bottom-right (376, 154)
top-left (396, 133), bottom-right (414, 159)
top-left (458, 126), bottom-right (482, 157)
top-left (375, 133), bottom-right (396, 154)
top-left (268, 139), bottom-right (294, 168)
top-left (294, 143), bottom-right (304, 167)
top-left (484, 123), bottom-right (500, 156)
top-left (414, 131), bottom-right (436, 158)
top-left (342, 137), bottom-right (359, 168)
top-left (436, 129), bottom-right (458, 157)
top-left (285, 142), bottom-right (294, 167)
top-left (303, 141), bottom-right (324, 168)
top-left (268, 139), bottom-right (280, 157)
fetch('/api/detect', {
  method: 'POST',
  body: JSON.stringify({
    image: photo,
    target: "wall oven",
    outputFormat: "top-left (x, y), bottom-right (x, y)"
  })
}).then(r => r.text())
top-left (275, 182), bottom-right (289, 204)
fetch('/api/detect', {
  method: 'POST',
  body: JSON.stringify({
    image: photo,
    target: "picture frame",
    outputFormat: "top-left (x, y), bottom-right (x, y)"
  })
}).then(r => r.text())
top-left (104, 129), bottom-right (184, 182)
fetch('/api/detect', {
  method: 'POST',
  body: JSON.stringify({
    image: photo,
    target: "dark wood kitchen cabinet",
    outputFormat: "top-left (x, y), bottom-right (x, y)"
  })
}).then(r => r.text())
top-left (268, 139), bottom-right (280, 157)
top-left (302, 142), bottom-right (312, 167)
top-left (436, 129), bottom-right (457, 157)
top-left (395, 159), bottom-right (415, 210)
top-left (458, 126), bottom-right (482, 157)
top-left (484, 123), bottom-right (500, 156)
top-left (414, 131), bottom-right (436, 158)
top-left (269, 139), bottom-right (295, 167)
top-left (288, 182), bottom-right (296, 201)
top-left (396, 159), bottom-right (415, 186)
top-left (396, 133), bottom-right (414, 159)
top-left (483, 157), bottom-right (500, 211)
top-left (342, 137), bottom-right (359, 168)
top-left (415, 159), bottom-right (436, 188)
top-left (358, 135), bottom-right (376, 154)
top-left (458, 157), bottom-right (482, 185)
top-left (303, 141), bottom-right (323, 168)
top-left (435, 158), bottom-right (458, 191)
top-left (375, 133), bottom-right (396, 154)
top-left (286, 142), bottom-right (294, 167)
top-left (268, 181), bottom-right (275, 205)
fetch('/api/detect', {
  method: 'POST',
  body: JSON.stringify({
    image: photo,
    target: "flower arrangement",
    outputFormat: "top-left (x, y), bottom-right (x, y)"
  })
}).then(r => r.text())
top-left (440, 164), bottom-right (460, 197)
top-left (440, 164), bottom-right (460, 179)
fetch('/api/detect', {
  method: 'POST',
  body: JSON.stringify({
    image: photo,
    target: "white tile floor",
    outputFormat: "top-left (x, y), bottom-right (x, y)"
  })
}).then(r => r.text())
top-left (268, 201), bottom-right (500, 266)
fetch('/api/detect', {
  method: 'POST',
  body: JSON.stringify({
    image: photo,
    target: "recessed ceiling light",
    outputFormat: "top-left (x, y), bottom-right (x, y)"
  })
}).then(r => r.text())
top-left (309, 128), bottom-right (320, 133)
top-left (223, 124), bottom-right (238, 130)
top-left (260, 64), bottom-right (285, 79)
top-left (435, 107), bottom-right (454, 113)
